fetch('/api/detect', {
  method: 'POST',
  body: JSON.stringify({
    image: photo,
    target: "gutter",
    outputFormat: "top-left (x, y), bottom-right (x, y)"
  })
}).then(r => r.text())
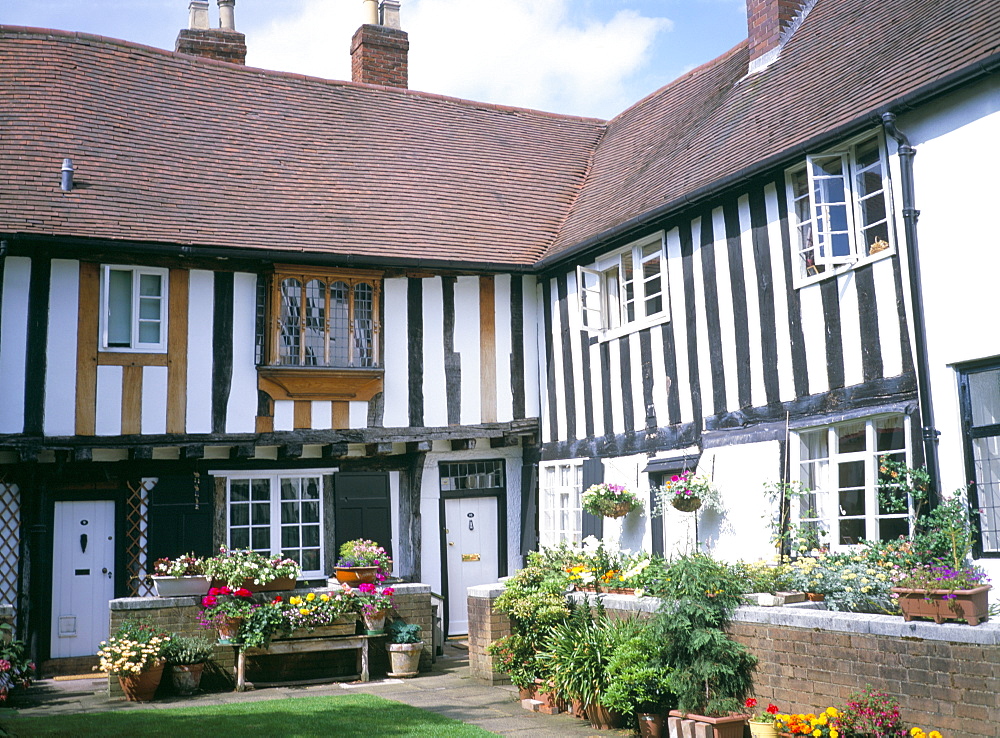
top-left (535, 51), bottom-right (1000, 271)
top-left (881, 112), bottom-right (940, 497)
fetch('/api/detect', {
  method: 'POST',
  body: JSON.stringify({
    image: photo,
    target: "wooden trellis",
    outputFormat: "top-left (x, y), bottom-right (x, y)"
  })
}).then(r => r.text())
top-left (0, 480), bottom-right (19, 620)
top-left (125, 479), bottom-right (155, 597)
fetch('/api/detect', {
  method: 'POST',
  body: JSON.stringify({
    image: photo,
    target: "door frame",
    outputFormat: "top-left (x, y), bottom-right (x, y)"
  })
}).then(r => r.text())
top-left (437, 464), bottom-right (508, 637)
top-left (45, 486), bottom-right (127, 661)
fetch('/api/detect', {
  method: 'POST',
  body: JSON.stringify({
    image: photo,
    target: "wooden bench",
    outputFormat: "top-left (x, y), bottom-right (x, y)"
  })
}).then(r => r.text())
top-left (236, 634), bottom-right (379, 691)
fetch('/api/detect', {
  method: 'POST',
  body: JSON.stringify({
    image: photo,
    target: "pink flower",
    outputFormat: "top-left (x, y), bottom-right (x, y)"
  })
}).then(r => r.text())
top-left (234, 587), bottom-right (253, 598)
top-left (0, 660), bottom-right (10, 672)
top-left (201, 595), bottom-right (217, 608)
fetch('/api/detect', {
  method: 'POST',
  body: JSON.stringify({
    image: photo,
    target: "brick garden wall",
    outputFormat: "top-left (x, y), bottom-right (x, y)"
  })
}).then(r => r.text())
top-left (109, 582), bottom-right (434, 698)
top-left (468, 586), bottom-right (1000, 738)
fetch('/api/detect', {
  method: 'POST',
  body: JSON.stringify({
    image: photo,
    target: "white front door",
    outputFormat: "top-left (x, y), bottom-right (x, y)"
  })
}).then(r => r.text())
top-left (444, 496), bottom-right (499, 635)
top-left (51, 500), bottom-right (116, 658)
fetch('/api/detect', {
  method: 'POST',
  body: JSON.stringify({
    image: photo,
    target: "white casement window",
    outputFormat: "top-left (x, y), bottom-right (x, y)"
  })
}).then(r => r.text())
top-left (957, 363), bottom-right (1000, 555)
top-left (787, 132), bottom-right (895, 285)
top-left (100, 265), bottom-right (168, 352)
top-left (539, 461), bottom-right (582, 547)
top-left (577, 233), bottom-right (669, 338)
top-left (223, 471), bottom-right (326, 578)
top-left (791, 414), bottom-right (911, 550)
top-left (269, 267), bottom-right (381, 368)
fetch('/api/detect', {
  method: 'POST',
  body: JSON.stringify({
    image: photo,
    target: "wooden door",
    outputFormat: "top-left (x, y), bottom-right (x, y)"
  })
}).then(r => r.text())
top-left (444, 496), bottom-right (498, 635)
top-left (51, 500), bottom-right (116, 658)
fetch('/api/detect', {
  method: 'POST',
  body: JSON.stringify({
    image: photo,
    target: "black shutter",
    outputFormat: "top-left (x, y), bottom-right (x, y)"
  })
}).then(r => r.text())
top-left (581, 457), bottom-right (604, 539)
top-left (520, 463), bottom-right (538, 555)
top-left (147, 475), bottom-right (214, 560)
top-left (334, 472), bottom-right (392, 557)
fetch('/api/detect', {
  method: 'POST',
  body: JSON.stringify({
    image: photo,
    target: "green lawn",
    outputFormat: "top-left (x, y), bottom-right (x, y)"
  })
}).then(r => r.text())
top-left (0, 694), bottom-right (496, 737)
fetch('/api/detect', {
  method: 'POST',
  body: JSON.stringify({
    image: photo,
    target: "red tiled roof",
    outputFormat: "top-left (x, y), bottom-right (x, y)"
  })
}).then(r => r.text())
top-left (548, 0), bottom-right (1000, 259)
top-left (0, 27), bottom-right (604, 267)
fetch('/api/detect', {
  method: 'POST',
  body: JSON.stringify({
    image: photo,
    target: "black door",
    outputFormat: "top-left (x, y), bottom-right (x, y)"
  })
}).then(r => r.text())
top-left (334, 472), bottom-right (392, 557)
top-left (147, 475), bottom-right (214, 560)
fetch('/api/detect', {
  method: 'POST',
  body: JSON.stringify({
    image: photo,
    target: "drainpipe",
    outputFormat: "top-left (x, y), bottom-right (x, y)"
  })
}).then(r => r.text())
top-left (882, 112), bottom-right (940, 498)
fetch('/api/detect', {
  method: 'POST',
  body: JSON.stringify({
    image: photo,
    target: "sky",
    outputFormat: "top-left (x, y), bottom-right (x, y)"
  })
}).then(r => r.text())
top-left (2, 0), bottom-right (749, 120)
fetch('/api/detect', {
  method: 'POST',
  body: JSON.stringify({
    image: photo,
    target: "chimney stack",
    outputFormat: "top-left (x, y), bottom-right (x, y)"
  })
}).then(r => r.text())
top-left (351, 0), bottom-right (409, 88)
top-left (176, 0), bottom-right (248, 65)
top-left (746, 0), bottom-right (809, 73)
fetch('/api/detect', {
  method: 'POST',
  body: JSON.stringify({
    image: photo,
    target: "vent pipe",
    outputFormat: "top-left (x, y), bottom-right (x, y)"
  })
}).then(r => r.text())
top-left (60, 158), bottom-right (75, 192)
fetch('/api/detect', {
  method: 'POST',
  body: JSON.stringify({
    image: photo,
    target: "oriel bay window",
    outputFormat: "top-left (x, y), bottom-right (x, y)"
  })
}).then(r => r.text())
top-left (224, 472), bottom-right (327, 578)
top-left (267, 267), bottom-right (381, 368)
top-left (791, 415), bottom-right (912, 550)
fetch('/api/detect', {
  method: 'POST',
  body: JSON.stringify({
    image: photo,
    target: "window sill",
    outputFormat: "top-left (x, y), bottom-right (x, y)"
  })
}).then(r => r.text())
top-left (795, 247), bottom-right (895, 290)
top-left (257, 366), bottom-right (384, 402)
top-left (594, 313), bottom-right (671, 343)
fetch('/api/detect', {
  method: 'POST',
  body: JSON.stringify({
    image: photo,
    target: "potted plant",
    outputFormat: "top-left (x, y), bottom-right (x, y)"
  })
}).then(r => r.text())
top-left (198, 585), bottom-right (258, 643)
top-left (203, 547), bottom-right (301, 591)
top-left (385, 620), bottom-right (423, 677)
top-left (774, 707), bottom-right (841, 737)
top-left (334, 539), bottom-right (393, 584)
top-left (150, 554), bottom-right (210, 597)
top-left (659, 471), bottom-right (713, 513)
top-left (601, 631), bottom-right (675, 737)
top-left (830, 688), bottom-right (905, 737)
top-left (356, 582), bottom-right (394, 633)
top-left (97, 618), bottom-right (171, 702)
top-left (745, 698), bottom-right (780, 738)
top-left (582, 483), bottom-right (641, 518)
top-left (891, 563), bottom-right (991, 625)
top-left (279, 585), bottom-right (360, 640)
top-left (162, 634), bottom-right (214, 695)
top-left (0, 623), bottom-right (35, 704)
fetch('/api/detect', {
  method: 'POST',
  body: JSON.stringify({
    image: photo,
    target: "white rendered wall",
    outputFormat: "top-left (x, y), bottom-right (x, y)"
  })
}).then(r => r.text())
top-left (0, 257), bottom-right (30, 434)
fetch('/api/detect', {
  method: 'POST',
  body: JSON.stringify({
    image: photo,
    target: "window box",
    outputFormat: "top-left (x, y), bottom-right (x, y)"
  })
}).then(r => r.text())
top-left (891, 585), bottom-right (992, 626)
top-left (151, 575), bottom-right (211, 598)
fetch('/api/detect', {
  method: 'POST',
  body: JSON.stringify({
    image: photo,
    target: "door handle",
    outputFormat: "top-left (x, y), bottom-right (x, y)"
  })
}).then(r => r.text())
top-left (102, 567), bottom-right (112, 580)
top-left (448, 541), bottom-right (455, 546)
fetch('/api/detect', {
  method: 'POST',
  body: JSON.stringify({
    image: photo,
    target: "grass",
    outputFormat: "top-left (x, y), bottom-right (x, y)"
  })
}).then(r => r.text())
top-left (0, 693), bottom-right (496, 737)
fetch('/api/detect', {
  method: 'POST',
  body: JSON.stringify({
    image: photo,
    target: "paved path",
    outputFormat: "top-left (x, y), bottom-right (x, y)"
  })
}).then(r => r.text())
top-left (0, 643), bottom-right (632, 737)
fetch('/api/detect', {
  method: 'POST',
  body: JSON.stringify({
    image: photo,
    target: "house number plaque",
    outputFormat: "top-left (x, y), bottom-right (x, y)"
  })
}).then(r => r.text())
top-left (462, 553), bottom-right (481, 562)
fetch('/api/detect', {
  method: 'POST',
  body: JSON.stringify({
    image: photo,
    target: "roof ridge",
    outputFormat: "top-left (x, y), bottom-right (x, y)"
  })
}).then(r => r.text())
top-left (0, 24), bottom-right (607, 126)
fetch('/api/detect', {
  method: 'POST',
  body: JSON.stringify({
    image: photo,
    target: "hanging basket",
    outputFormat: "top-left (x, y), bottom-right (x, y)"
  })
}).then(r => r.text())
top-left (671, 495), bottom-right (702, 512)
top-left (603, 501), bottom-right (637, 518)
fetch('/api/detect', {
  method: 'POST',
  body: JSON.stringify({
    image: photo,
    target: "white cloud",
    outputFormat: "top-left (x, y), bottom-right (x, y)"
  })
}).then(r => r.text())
top-left (245, 0), bottom-right (672, 120)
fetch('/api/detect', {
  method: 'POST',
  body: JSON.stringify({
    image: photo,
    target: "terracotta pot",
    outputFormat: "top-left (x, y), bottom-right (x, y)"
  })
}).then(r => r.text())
top-left (152, 575), bottom-right (211, 597)
top-left (386, 641), bottom-right (423, 677)
top-left (638, 713), bottom-right (665, 738)
top-left (892, 584), bottom-right (992, 625)
top-left (588, 703), bottom-right (626, 730)
top-left (216, 615), bottom-right (244, 643)
top-left (363, 609), bottom-right (389, 634)
top-left (671, 496), bottom-right (702, 512)
top-left (169, 663), bottom-right (205, 695)
top-left (119, 661), bottom-right (165, 702)
top-left (669, 711), bottom-right (749, 738)
top-left (571, 698), bottom-right (588, 719)
top-left (335, 567), bottom-right (379, 585)
top-left (517, 684), bottom-right (537, 701)
top-left (749, 720), bottom-right (780, 738)
top-left (806, 592), bottom-right (826, 602)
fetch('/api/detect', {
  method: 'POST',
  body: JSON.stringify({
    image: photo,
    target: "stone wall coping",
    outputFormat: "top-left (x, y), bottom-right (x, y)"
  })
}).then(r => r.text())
top-left (112, 581), bottom-right (431, 611)
top-left (470, 581), bottom-right (1000, 646)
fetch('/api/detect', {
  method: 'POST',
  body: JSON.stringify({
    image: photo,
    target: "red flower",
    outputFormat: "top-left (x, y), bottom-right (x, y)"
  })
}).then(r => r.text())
top-left (767, 704), bottom-right (779, 714)
top-left (745, 698), bottom-right (758, 709)
top-left (201, 595), bottom-right (217, 608)
top-left (220, 586), bottom-right (233, 595)
top-left (208, 587), bottom-right (223, 596)
top-left (234, 587), bottom-right (252, 598)
top-left (271, 596), bottom-right (283, 604)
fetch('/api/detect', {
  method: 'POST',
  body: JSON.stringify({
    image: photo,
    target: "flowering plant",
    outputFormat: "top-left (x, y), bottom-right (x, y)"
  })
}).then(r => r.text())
top-left (281, 584), bottom-right (360, 629)
top-left (664, 471), bottom-right (713, 501)
top-left (581, 483), bottom-right (641, 517)
top-left (894, 563), bottom-right (990, 596)
top-left (97, 618), bottom-right (171, 676)
top-left (0, 624), bottom-right (34, 703)
top-left (202, 546), bottom-right (301, 588)
top-left (336, 539), bottom-right (393, 582)
top-left (745, 698), bottom-right (780, 723)
top-left (152, 553), bottom-right (204, 577)
top-left (774, 707), bottom-right (840, 737)
top-left (831, 688), bottom-right (906, 737)
top-left (199, 585), bottom-right (257, 624)
top-left (356, 582), bottom-right (395, 616)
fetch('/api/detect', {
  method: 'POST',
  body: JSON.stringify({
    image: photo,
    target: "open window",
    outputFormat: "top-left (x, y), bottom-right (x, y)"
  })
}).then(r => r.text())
top-left (577, 233), bottom-right (669, 337)
top-left (100, 265), bottom-right (168, 352)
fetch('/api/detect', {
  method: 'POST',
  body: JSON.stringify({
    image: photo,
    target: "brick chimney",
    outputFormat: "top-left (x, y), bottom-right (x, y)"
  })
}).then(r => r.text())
top-left (746, 0), bottom-right (810, 73)
top-left (176, 0), bottom-right (247, 65)
top-left (351, 0), bottom-right (409, 88)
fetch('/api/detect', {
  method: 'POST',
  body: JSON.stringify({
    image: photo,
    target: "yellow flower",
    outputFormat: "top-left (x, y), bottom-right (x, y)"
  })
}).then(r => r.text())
top-left (306, 592), bottom-right (316, 601)
top-left (320, 594), bottom-right (330, 601)
top-left (929, 733), bottom-right (942, 738)
top-left (830, 730), bottom-right (838, 738)
top-left (813, 731), bottom-right (821, 737)
top-left (289, 596), bottom-right (302, 606)
top-left (299, 608), bottom-right (310, 615)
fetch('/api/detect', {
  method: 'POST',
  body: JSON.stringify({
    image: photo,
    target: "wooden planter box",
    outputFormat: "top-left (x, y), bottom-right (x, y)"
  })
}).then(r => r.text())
top-left (669, 711), bottom-right (748, 738)
top-left (276, 618), bottom-right (358, 640)
top-left (891, 584), bottom-right (992, 625)
top-left (210, 576), bottom-right (297, 593)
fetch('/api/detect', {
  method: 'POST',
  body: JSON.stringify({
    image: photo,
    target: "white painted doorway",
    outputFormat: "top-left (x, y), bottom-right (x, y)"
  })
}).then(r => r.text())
top-left (444, 496), bottom-right (498, 635)
top-left (51, 500), bottom-right (116, 658)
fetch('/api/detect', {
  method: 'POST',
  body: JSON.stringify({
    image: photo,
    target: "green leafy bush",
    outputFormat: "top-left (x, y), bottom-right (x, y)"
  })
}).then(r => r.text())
top-left (163, 635), bottom-right (215, 665)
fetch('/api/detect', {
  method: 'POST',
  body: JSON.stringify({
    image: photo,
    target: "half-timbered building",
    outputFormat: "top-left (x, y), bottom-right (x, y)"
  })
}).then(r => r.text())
top-left (1, 0), bottom-right (998, 667)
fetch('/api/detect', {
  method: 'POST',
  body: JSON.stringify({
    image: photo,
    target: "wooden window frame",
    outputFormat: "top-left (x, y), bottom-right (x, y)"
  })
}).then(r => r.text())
top-left (99, 264), bottom-right (169, 353)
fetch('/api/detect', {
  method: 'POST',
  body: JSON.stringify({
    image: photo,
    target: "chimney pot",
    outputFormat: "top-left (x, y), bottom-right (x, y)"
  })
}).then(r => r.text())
top-left (188, 0), bottom-right (209, 30)
top-left (218, 0), bottom-right (236, 31)
top-left (380, 1), bottom-right (402, 30)
top-left (362, 0), bottom-right (379, 25)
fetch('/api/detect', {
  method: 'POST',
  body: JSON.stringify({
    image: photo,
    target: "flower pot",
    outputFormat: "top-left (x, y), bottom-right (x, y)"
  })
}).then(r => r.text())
top-left (669, 711), bottom-right (749, 738)
top-left (638, 713), bottom-right (665, 738)
top-left (334, 566), bottom-right (379, 585)
top-left (806, 592), bottom-right (825, 602)
top-left (118, 661), bottom-right (165, 702)
top-left (386, 641), bottom-right (423, 677)
top-left (671, 496), bottom-right (702, 512)
top-left (749, 720), bottom-right (780, 738)
top-left (152, 575), bottom-right (211, 597)
top-left (517, 683), bottom-right (537, 701)
top-left (570, 699), bottom-right (588, 719)
top-left (891, 584), bottom-right (992, 625)
top-left (169, 663), bottom-right (205, 696)
top-left (605, 501), bottom-right (636, 518)
top-left (363, 609), bottom-right (389, 634)
top-left (216, 615), bottom-right (244, 643)
top-left (588, 703), bottom-right (625, 729)
top-left (210, 576), bottom-right (296, 593)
